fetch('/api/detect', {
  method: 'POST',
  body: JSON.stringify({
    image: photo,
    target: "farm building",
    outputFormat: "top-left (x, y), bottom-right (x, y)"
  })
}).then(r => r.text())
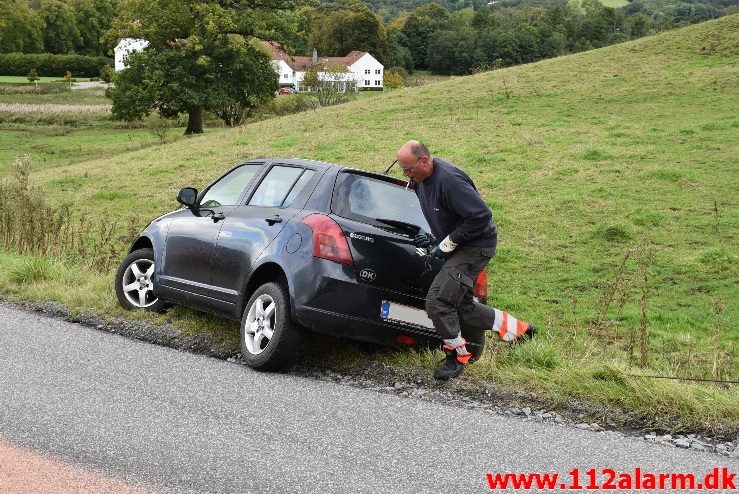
top-left (113, 38), bottom-right (149, 72)
top-left (268, 43), bottom-right (384, 91)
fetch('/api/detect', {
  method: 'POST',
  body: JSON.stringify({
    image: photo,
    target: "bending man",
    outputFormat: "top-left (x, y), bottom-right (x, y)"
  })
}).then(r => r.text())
top-left (397, 140), bottom-right (535, 380)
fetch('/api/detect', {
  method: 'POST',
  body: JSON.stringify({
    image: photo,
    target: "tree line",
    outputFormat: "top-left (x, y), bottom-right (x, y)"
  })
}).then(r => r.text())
top-left (1, 0), bottom-right (734, 75)
top-left (287, 0), bottom-right (735, 75)
top-left (0, 0), bottom-right (117, 56)
top-left (3, 0), bottom-right (732, 135)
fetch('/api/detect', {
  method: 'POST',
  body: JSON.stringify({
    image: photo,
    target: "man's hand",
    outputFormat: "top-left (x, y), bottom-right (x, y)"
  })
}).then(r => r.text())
top-left (429, 245), bottom-right (452, 259)
top-left (413, 232), bottom-right (437, 248)
top-left (430, 235), bottom-right (457, 260)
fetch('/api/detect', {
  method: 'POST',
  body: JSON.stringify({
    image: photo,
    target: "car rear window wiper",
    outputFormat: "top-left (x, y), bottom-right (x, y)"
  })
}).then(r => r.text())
top-left (374, 218), bottom-right (421, 236)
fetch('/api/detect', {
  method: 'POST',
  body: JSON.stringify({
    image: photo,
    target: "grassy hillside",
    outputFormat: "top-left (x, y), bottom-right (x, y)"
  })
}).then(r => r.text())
top-left (2, 16), bottom-right (737, 432)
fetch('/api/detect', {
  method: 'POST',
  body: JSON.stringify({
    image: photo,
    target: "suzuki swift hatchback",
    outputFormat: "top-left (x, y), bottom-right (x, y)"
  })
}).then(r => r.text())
top-left (115, 158), bottom-right (489, 370)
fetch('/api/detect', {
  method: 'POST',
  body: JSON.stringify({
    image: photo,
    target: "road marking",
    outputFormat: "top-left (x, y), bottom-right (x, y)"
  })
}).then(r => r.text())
top-left (0, 437), bottom-right (155, 493)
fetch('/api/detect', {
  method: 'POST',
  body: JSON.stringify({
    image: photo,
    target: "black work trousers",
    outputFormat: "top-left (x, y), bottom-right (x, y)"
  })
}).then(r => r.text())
top-left (425, 245), bottom-right (497, 339)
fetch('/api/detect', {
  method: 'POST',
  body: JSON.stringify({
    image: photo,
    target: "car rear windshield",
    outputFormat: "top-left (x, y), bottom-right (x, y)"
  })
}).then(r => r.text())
top-left (331, 171), bottom-right (430, 234)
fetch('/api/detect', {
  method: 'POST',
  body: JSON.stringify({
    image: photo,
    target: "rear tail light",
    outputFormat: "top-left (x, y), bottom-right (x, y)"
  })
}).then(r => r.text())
top-left (395, 335), bottom-right (416, 346)
top-left (301, 214), bottom-right (353, 265)
top-left (473, 270), bottom-right (488, 300)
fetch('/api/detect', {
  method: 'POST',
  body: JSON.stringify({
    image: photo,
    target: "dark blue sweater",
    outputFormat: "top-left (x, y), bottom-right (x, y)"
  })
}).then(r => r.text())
top-left (414, 158), bottom-right (497, 248)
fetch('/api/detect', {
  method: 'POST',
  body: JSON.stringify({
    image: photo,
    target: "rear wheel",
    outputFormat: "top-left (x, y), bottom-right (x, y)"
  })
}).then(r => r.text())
top-left (240, 282), bottom-right (301, 371)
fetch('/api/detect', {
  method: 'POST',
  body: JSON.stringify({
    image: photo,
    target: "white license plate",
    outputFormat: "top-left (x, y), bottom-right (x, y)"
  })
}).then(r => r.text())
top-left (380, 300), bottom-right (434, 329)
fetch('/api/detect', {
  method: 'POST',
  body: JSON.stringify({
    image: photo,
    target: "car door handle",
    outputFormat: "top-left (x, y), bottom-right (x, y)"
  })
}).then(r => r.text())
top-left (211, 212), bottom-right (225, 223)
top-left (265, 215), bottom-right (283, 226)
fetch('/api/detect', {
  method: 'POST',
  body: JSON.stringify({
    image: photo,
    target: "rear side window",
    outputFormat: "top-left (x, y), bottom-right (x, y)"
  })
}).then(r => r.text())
top-left (249, 166), bottom-right (308, 207)
top-left (201, 164), bottom-right (261, 207)
top-left (282, 170), bottom-right (315, 207)
top-left (332, 172), bottom-right (430, 233)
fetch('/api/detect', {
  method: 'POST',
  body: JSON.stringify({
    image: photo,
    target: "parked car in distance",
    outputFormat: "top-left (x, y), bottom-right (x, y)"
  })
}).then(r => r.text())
top-left (276, 87), bottom-right (295, 95)
top-left (115, 158), bottom-right (489, 370)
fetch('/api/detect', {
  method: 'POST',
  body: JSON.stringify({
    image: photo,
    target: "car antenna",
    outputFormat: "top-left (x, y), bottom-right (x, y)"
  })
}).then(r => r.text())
top-left (383, 159), bottom-right (397, 175)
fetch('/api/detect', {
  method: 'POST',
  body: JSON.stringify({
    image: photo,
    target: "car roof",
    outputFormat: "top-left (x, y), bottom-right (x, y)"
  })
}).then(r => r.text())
top-left (243, 157), bottom-right (405, 185)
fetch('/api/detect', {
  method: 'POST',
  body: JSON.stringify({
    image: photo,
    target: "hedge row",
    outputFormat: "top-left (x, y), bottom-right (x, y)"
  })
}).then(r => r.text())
top-left (0, 53), bottom-right (113, 77)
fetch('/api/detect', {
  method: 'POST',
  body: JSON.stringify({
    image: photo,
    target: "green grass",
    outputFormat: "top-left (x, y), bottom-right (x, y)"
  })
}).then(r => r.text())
top-left (0, 75), bottom-right (68, 83)
top-left (1, 16), bottom-right (738, 434)
top-left (0, 125), bottom-right (176, 174)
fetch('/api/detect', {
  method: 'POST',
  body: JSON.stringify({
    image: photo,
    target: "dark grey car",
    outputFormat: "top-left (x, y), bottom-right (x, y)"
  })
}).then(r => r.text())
top-left (115, 158), bottom-right (489, 370)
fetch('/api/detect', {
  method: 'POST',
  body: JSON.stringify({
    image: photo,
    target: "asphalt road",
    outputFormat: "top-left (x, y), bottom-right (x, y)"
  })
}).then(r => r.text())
top-left (0, 305), bottom-right (736, 493)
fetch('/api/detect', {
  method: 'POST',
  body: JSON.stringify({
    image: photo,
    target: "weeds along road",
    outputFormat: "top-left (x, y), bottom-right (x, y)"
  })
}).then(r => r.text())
top-left (0, 305), bottom-right (735, 494)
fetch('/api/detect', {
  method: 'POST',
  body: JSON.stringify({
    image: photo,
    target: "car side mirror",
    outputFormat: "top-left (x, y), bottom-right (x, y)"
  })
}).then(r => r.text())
top-left (177, 187), bottom-right (198, 208)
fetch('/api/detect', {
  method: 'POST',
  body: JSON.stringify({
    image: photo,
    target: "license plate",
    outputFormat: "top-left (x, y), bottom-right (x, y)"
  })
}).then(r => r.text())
top-left (380, 300), bottom-right (434, 330)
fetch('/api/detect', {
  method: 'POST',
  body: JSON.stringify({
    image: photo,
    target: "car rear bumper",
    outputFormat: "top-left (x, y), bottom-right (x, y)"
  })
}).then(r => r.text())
top-left (291, 259), bottom-right (439, 346)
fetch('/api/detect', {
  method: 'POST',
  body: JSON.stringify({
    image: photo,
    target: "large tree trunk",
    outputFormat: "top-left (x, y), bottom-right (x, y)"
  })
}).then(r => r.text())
top-left (184, 106), bottom-right (204, 135)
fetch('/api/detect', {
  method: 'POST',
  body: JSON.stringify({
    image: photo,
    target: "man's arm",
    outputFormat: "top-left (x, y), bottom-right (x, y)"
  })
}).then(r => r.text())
top-left (443, 178), bottom-right (492, 245)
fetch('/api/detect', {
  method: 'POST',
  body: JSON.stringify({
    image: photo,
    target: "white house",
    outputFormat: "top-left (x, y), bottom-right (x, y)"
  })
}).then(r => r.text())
top-left (268, 42), bottom-right (384, 91)
top-left (114, 38), bottom-right (149, 71)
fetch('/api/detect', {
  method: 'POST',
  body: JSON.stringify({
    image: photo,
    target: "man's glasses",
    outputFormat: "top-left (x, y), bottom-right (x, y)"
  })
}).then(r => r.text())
top-left (400, 157), bottom-right (424, 173)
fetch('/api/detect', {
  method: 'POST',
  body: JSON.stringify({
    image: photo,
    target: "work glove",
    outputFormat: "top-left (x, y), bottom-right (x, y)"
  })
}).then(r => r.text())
top-left (413, 231), bottom-right (437, 248)
top-left (430, 235), bottom-right (457, 260)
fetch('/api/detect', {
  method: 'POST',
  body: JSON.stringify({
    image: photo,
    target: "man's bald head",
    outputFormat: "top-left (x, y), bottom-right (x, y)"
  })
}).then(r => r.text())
top-left (397, 140), bottom-right (433, 182)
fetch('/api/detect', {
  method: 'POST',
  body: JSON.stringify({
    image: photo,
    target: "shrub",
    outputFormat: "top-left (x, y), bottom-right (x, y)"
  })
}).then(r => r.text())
top-left (99, 65), bottom-right (114, 84)
top-left (384, 67), bottom-right (407, 89)
top-left (265, 94), bottom-right (320, 116)
top-left (0, 155), bottom-right (131, 272)
top-left (27, 68), bottom-right (39, 83)
top-left (145, 113), bottom-right (173, 143)
top-left (0, 53), bottom-right (112, 78)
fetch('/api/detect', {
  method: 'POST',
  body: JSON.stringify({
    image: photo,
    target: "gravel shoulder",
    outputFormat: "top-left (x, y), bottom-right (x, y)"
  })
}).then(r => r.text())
top-left (3, 297), bottom-right (737, 459)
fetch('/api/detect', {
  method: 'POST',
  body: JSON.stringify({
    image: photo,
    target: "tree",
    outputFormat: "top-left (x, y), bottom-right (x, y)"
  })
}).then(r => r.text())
top-left (27, 68), bottom-right (39, 83)
top-left (628, 13), bottom-right (650, 38)
top-left (401, 3), bottom-right (450, 70)
top-left (69, 0), bottom-right (116, 56)
top-left (386, 28), bottom-right (413, 73)
top-left (0, 0), bottom-right (44, 53)
top-left (106, 0), bottom-right (289, 134)
top-left (99, 64), bottom-right (114, 83)
top-left (427, 27), bottom-right (475, 75)
top-left (302, 61), bottom-right (356, 106)
top-left (310, 2), bottom-right (388, 63)
top-left (40, 0), bottom-right (83, 54)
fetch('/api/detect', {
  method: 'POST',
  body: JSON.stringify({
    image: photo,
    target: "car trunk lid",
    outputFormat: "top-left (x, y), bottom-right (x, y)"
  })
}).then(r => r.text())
top-left (330, 170), bottom-right (441, 297)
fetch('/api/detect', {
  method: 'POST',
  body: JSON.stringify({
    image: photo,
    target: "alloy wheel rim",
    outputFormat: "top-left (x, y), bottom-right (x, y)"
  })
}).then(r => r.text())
top-left (122, 259), bottom-right (158, 308)
top-left (244, 294), bottom-right (276, 355)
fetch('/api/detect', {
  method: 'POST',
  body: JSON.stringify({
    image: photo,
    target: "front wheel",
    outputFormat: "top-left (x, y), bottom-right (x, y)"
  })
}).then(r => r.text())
top-left (240, 282), bottom-right (301, 371)
top-left (115, 248), bottom-right (169, 313)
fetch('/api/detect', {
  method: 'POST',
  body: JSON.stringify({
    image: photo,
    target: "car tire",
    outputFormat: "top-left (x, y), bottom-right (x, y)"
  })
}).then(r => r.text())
top-left (461, 325), bottom-right (486, 361)
top-left (240, 282), bottom-right (301, 371)
top-left (115, 248), bottom-right (169, 313)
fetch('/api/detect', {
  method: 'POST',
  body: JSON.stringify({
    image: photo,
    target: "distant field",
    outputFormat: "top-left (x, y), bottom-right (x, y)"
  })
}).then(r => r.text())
top-left (601, 0), bottom-right (629, 7)
top-left (0, 86), bottom-right (189, 173)
top-left (0, 125), bottom-right (170, 174)
top-left (569, 0), bottom-right (630, 10)
top-left (1, 16), bottom-right (737, 434)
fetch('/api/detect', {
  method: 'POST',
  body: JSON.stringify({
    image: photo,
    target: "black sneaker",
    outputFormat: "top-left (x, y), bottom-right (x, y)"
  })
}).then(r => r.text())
top-left (522, 323), bottom-right (536, 340)
top-left (509, 324), bottom-right (536, 347)
top-left (433, 354), bottom-right (465, 380)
